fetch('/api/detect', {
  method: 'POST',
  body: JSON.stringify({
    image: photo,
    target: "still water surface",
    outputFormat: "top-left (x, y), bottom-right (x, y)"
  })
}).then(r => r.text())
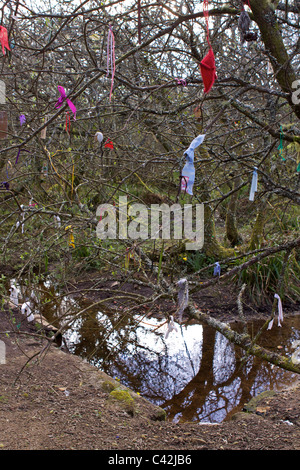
top-left (63, 311), bottom-right (300, 423)
top-left (11, 279), bottom-right (300, 423)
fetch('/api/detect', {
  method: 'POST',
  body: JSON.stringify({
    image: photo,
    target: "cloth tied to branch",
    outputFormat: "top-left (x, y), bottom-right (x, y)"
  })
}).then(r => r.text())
top-left (138, 0), bottom-right (142, 44)
top-left (184, 134), bottom-right (206, 162)
top-left (238, 0), bottom-right (257, 42)
top-left (200, 48), bottom-right (217, 94)
top-left (105, 139), bottom-right (114, 149)
top-left (199, 0), bottom-right (217, 94)
top-left (19, 114), bottom-right (26, 126)
top-left (54, 215), bottom-right (61, 228)
top-left (176, 78), bottom-right (187, 86)
top-left (165, 316), bottom-right (178, 339)
top-left (0, 80), bottom-right (5, 104)
top-left (0, 26), bottom-right (11, 55)
top-left (107, 25), bottom-right (115, 102)
top-left (65, 225), bottom-right (75, 248)
top-left (16, 205), bottom-right (25, 234)
top-left (55, 86), bottom-right (77, 120)
top-left (177, 278), bottom-right (189, 323)
top-left (15, 147), bottom-right (30, 165)
top-left (278, 126), bottom-right (285, 160)
top-left (267, 294), bottom-right (284, 329)
top-left (249, 167), bottom-right (258, 201)
top-left (0, 181), bottom-right (9, 190)
top-left (95, 132), bottom-right (103, 144)
top-left (242, 0), bottom-right (251, 8)
top-left (238, 10), bottom-right (251, 43)
top-left (214, 262), bottom-right (221, 277)
top-left (65, 112), bottom-right (71, 132)
top-left (181, 134), bottom-right (205, 195)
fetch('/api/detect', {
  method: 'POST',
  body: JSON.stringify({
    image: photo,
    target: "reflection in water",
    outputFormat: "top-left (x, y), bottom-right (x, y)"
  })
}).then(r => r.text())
top-left (8, 279), bottom-right (300, 423)
top-left (61, 303), bottom-right (299, 424)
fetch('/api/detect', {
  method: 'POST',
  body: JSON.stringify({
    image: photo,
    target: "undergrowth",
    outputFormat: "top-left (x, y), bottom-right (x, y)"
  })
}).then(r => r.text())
top-left (232, 249), bottom-right (300, 306)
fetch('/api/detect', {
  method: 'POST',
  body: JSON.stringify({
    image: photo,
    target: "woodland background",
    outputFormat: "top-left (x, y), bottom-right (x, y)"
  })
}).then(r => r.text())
top-left (0, 0), bottom-right (300, 374)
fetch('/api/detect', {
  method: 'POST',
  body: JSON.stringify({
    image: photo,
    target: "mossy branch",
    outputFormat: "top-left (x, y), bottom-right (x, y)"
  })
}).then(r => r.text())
top-left (188, 304), bottom-right (300, 374)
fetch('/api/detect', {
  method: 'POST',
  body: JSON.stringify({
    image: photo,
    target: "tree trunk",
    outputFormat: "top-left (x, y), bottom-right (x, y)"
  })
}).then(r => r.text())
top-left (225, 175), bottom-right (243, 247)
top-left (248, 200), bottom-right (267, 250)
top-left (250, 0), bottom-right (300, 119)
top-left (195, 118), bottom-right (235, 259)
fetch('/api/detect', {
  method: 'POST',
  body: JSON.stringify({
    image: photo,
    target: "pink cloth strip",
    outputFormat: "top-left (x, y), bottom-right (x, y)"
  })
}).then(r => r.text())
top-left (107, 26), bottom-right (115, 102)
top-left (55, 86), bottom-right (76, 120)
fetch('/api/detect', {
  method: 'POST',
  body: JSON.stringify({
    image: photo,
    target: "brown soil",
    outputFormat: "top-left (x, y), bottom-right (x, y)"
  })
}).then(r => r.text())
top-left (0, 277), bottom-right (300, 452)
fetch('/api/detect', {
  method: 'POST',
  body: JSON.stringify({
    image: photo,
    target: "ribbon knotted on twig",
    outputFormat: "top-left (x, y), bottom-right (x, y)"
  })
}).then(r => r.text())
top-left (104, 139), bottom-right (114, 149)
top-left (176, 78), bottom-right (187, 87)
top-left (55, 86), bottom-right (77, 120)
top-left (19, 114), bottom-right (26, 126)
top-left (199, 0), bottom-right (217, 94)
top-left (249, 167), bottom-right (258, 201)
top-left (278, 126), bottom-right (285, 161)
top-left (138, 0), bottom-right (142, 44)
top-left (107, 26), bottom-right (115, 102)
top-left (0, 181), bottom-right (9, 190)
top-left (15, 147), bottom-right (30, 165)
top-left (0, 26), bottom-right (11, 55)
top-left (177, 278), bottom-right (189, 323)
top-left (65, 225), bottom-right (75, 248)
top-left (214, 262), bottom-right (221, 277)
top-left (165, 316), bottom-right (178, 339)
top-left (181, 134), bottom-right (205, 195)
top-left (268, 294), bottom-right (284, 329)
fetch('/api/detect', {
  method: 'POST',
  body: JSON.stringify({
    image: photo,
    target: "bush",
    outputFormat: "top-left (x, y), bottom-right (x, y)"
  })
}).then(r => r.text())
top-left (233, 249), bottom-right (300, 305)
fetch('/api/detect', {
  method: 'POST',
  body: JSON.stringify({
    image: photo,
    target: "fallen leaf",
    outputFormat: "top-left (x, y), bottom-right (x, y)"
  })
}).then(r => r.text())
top-left (256, 406), bottom-right (270, 414)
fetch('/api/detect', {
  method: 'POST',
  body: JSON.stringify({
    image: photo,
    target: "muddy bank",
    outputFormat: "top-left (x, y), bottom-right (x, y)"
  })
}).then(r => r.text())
top-left (0, 304), bottom-right (300, 451)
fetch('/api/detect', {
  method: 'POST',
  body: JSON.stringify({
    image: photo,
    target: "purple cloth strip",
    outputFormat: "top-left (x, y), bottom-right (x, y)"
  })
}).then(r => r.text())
top-left (55, 86), bottom-right (77, 120)
top-left (19, 114), bottom-right (26, 126)
top-left (0, 181), bottom-right (9, 190)
top-left (176, 78), bottom-right (187, 86)
top-left (15, 147), bottom-right (30, 164)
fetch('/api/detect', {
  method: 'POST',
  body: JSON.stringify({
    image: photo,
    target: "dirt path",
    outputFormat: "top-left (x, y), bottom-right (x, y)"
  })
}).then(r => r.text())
top-left (0, 304), bottom-right (300, 452)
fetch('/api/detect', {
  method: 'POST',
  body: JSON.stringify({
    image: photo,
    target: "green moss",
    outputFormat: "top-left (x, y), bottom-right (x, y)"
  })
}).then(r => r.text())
top-left (109, 389), bottom-right (134, 403)
top-left (101, 380), bottom-right (116, 393)
top-left (203, 204), bottom-right (235, 259)
top-left (249, 209), bottom-right (265, 250)
top-left (243, 390), bottom-right (276, 413)
top-left (151, 407), bottom-right (166, 422)
top-left (108, 388), bottom-right (136, 415)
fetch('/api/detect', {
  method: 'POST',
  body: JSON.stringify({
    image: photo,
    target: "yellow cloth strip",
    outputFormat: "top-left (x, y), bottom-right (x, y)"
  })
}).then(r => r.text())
top-left (134, 172), bottom-right (154, 193)
top-left (46, 149), bottom-right (63, 181)
top-left (65, 225), bottom-right (75, 248)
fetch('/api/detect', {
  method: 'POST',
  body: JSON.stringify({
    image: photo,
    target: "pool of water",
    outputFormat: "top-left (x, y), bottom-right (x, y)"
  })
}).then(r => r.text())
top-left (9, 278), bottom-right (300, 423)
top-left (63, 311), bottom-right (300, 423)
